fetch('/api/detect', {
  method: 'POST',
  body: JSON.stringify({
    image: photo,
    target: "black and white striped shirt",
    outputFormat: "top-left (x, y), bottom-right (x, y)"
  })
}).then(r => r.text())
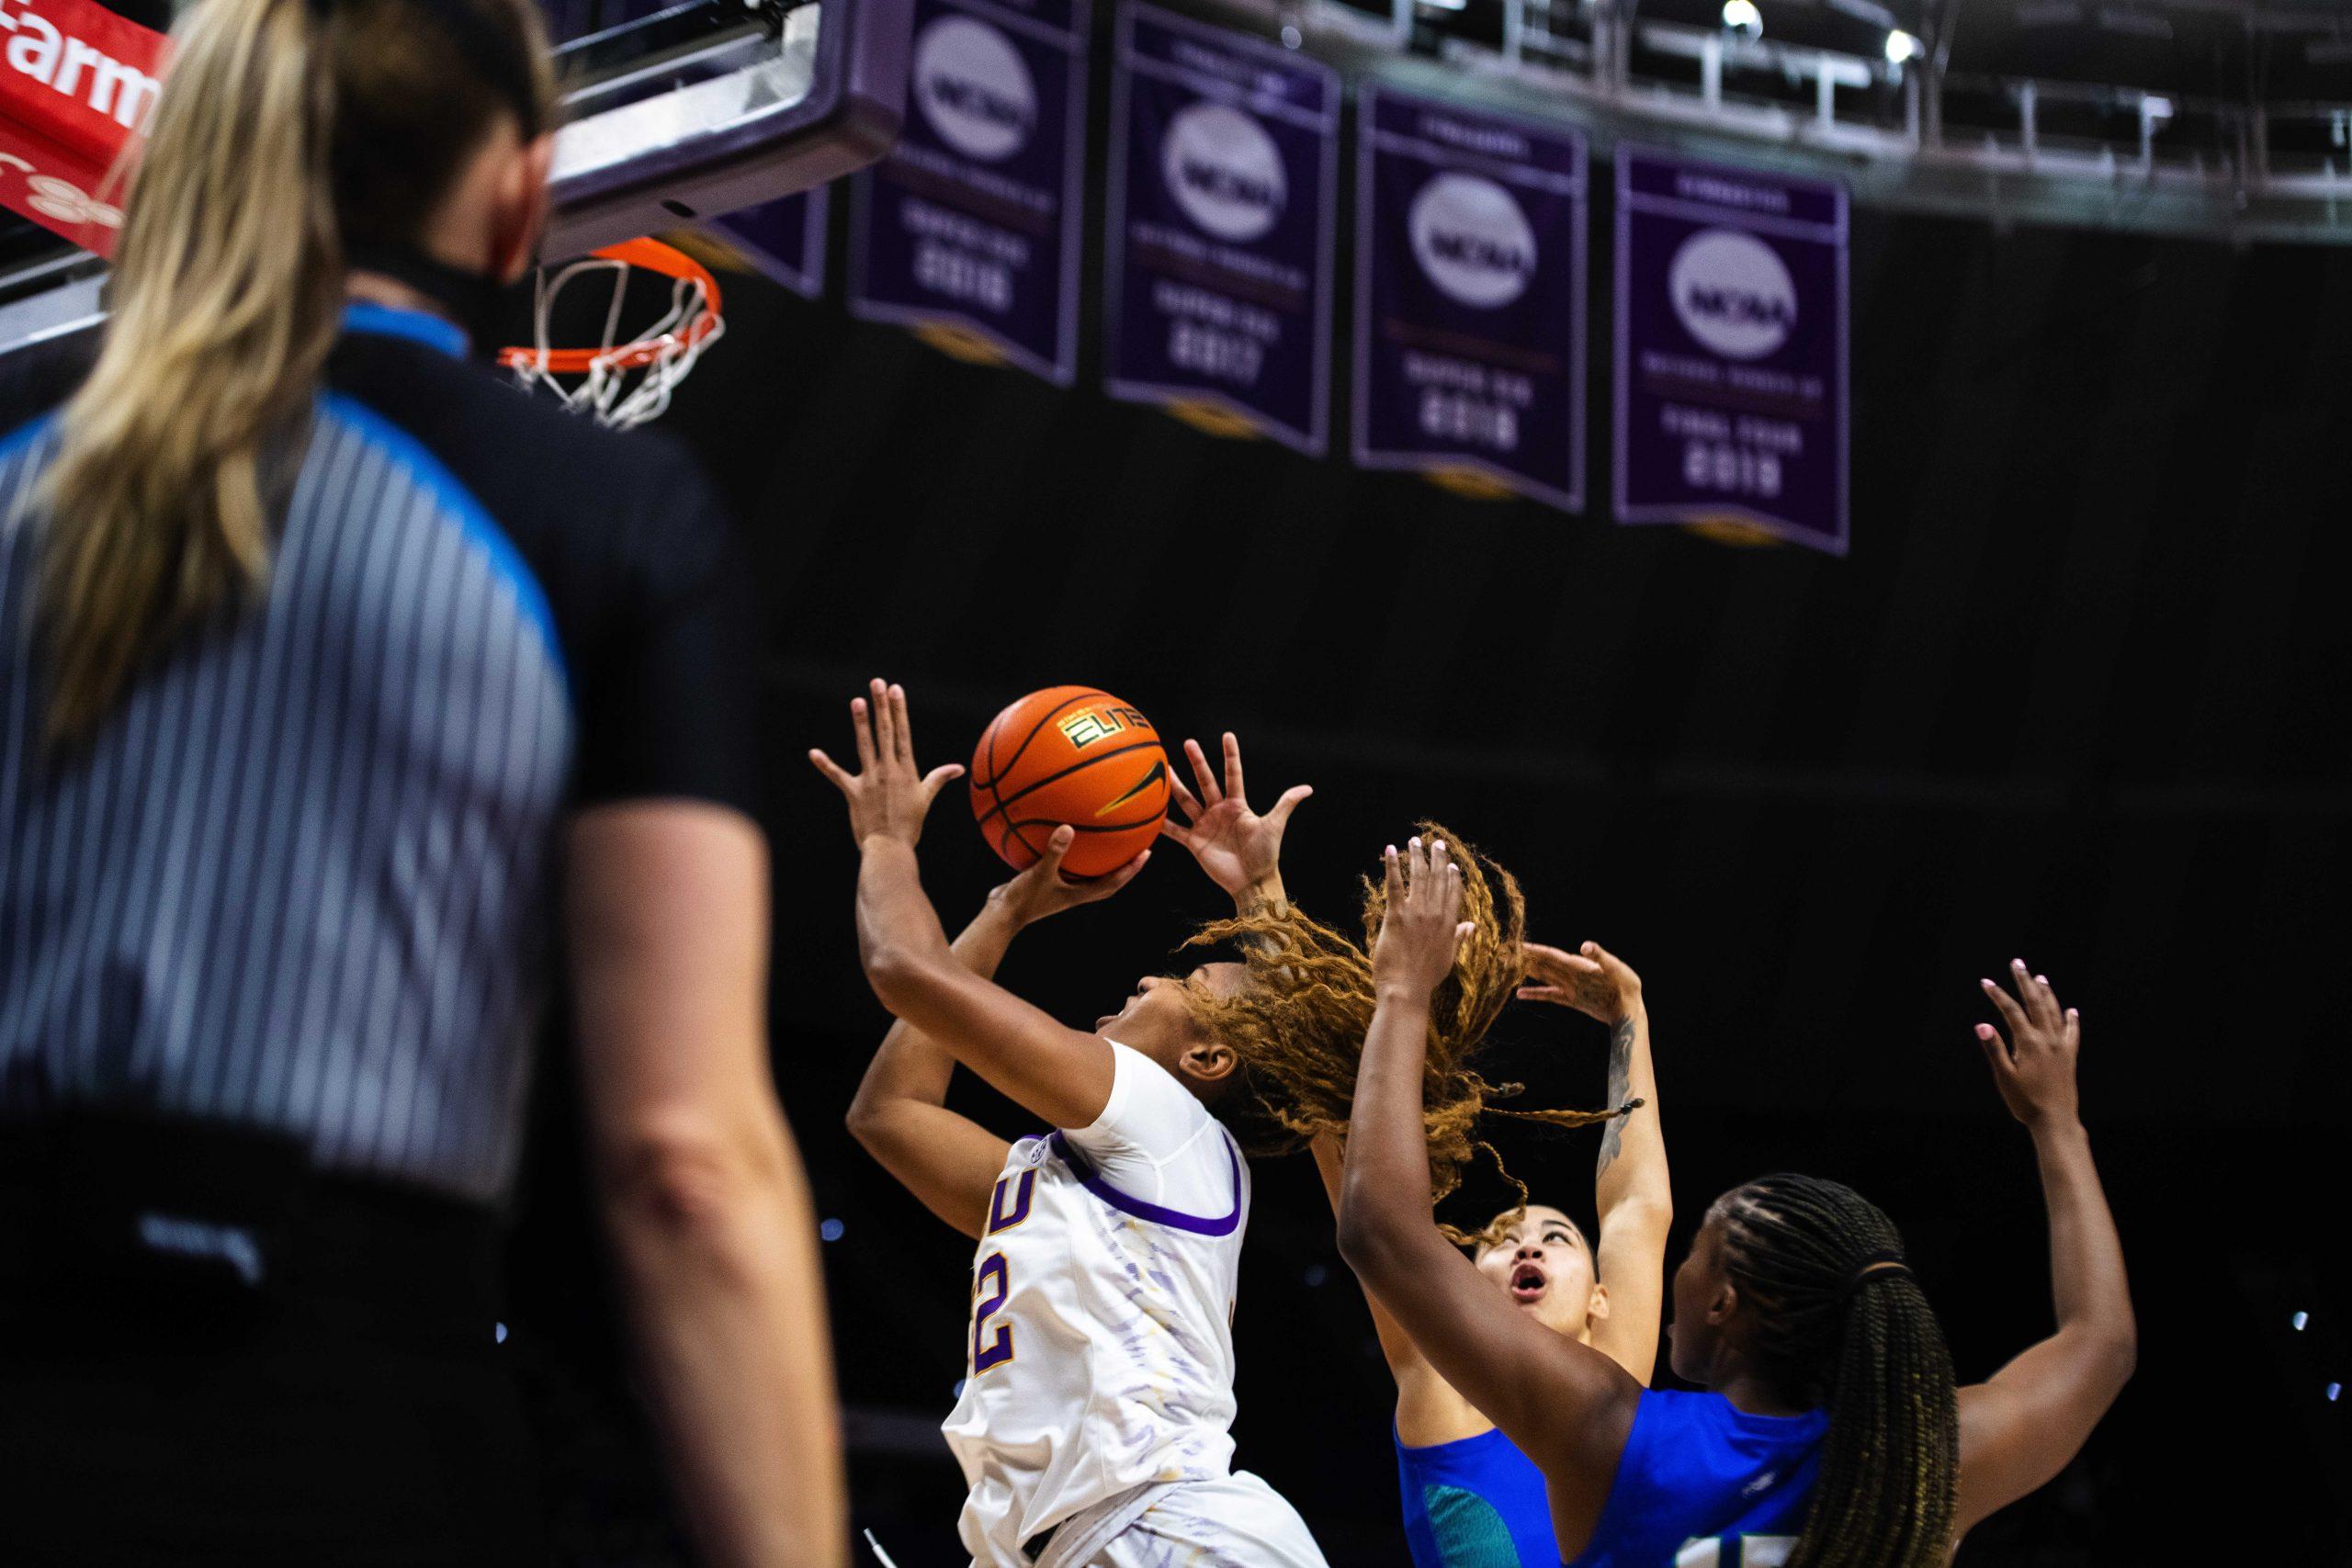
top-left (0, 304), bottom-right (758, 1202)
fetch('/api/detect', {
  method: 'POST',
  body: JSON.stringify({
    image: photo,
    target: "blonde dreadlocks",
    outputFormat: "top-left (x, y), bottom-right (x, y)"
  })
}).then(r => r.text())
top-left (1182, 823), bottom-right (1627, 1227)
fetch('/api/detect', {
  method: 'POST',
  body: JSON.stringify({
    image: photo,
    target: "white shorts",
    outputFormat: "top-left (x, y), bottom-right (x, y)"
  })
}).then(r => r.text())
top-left (1062, 1472), bottom-right (1329, 1568)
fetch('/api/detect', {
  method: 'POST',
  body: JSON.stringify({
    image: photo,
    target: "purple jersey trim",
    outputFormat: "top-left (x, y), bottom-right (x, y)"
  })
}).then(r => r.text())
top-left (1047, 1130), bottom-right (1243, 1236)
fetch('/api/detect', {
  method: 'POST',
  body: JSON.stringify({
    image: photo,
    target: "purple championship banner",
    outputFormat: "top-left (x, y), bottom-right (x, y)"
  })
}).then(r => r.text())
top-left (1105, 3), bottom-right (1340, 454)
top-left (1613, 146), bottom-right (1849, 554)
top-left (848, 0), bottom-right (1088, 383)
top-left (708, 187), bottom-right (830, 300)
top-left (1353, 85), bottom-right (1587, 510)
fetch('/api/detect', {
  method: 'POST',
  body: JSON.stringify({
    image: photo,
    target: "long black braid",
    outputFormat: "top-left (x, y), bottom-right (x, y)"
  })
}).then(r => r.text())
top-left (1714, 1174), bottom-right (1959, 1568)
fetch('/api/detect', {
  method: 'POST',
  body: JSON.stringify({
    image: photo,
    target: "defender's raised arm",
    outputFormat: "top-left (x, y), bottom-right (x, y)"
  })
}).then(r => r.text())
top-left (1954, 963), bottom-right (2137, 1536)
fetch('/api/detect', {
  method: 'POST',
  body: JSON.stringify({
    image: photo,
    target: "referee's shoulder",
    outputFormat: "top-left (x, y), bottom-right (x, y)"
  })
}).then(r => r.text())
top-left (0, 324), bottom-right (102, 448)
top-left (326, 332), bottom-right (728, 539)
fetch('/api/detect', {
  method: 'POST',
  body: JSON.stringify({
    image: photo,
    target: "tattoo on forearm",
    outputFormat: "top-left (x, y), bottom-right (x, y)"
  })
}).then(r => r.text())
top-left (1231, 886), bottom-right (1288, 961)
top-left (1236, 884), bottom-right (1284, 918)
top-left (1598, 1016), bottom-right (1635, 1175)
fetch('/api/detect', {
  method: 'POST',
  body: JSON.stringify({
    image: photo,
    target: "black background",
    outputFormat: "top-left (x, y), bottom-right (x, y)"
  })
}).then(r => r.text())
top-left (500, 171), bottom-right (2352, 1566)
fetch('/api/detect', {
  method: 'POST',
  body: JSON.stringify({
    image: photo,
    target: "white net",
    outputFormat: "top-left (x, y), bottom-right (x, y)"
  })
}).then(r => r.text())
top-left (503, 248), bottom-right (726, 428)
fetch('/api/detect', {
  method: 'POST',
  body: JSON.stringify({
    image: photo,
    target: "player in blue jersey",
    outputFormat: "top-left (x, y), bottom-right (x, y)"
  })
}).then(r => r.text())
top-left (1338, 838), bottom-right (2136, 1568)
top-left (1310, 937), bottom-right (1668, 1568)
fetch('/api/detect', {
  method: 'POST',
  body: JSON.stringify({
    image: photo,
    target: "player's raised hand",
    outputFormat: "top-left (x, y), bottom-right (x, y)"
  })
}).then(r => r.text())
top-left (989, 826), bottom-right (1150, 929)
top-left (1519, 941), bottom-right (1643, 1024)
top-left (1160, 732), bottom-right (1311, 902)
top-left (1371, 837), bottom-right (1475, 998)
top-left (809, 679), bottom-right (966, 849)
top-left (1976, 959), bottom-right (2082, 1130)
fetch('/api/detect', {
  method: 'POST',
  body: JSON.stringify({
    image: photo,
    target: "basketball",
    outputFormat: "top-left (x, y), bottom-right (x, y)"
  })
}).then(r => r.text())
top-left (970, 687), bottom-right (1170, 878)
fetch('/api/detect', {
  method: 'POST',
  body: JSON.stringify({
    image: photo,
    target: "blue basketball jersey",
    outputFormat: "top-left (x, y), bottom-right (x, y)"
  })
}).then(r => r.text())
top-left (1396, 1423), bottom-right (1555, 1567)
top-left (1566, 1390), bottom-right (1827, 1568)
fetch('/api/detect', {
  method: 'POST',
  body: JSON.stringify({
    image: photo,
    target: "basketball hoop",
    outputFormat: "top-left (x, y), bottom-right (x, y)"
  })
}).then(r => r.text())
top-left (500, 237), bottom-right (726, 428)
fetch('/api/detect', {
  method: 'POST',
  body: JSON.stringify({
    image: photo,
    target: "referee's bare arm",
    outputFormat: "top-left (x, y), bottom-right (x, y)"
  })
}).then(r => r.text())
top-left (569, 802), bottom-right (846, 1568)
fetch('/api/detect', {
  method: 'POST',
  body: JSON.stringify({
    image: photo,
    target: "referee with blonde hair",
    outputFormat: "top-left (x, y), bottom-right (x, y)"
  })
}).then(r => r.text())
top-left (0, 0), bottom-right (842, 1562)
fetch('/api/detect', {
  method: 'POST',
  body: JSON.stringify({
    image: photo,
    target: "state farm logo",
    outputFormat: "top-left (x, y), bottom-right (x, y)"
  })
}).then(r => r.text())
top-left (0, 0), bottom-right (162, 131)
top-left (1160, 101), bottom-right (1284, 243)
top-left (913, 15), bottom-right (1034, 163)
top-left (0, 155), bottom-right (119, 230)
top-left (1408, 172), bottom-right (1536, 310)
top-left (1668, 228), bottom-right (1796, 360)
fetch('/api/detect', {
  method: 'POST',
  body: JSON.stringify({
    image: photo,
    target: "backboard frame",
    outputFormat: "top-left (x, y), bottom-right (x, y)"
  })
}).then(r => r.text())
top-left (546, 0), bottom-right (910, 259)
top-left (0, 0), bottom-right (908, 359)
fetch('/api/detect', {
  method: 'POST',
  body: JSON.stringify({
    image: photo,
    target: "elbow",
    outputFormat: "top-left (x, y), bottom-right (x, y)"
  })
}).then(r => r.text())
top-left (2084, 1333), bottom-right (2137, 1416)
top-left (2098, 1324), bottom-right (2139, 1393)
top-left (843, 1084), bottom-right (882, 1146)
top-left (843, 1094), bottom-right (899, 1162)
top-left (2063, 1319), bottom-right (2138, 1404)
top-left (863, 942), bottom-right (932, 1016)
top-left (2093, 1293), bottom-right (2139, 1386)
top-left (1334, 1196), bottom-right (1408, 1288)
top-left (1609, 1191), bottom-right (1673, 1235)
top-left (599, 1113), bottom-right (789, 1274)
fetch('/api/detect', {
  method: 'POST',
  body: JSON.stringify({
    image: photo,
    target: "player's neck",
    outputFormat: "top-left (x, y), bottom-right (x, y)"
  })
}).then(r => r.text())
top-left (1714, 1370), bottom-right (1810, 1419)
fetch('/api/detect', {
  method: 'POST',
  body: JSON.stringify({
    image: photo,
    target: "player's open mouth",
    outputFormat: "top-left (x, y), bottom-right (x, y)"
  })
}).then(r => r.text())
top-left (1510, 1262), bottom-right (1546, 1303)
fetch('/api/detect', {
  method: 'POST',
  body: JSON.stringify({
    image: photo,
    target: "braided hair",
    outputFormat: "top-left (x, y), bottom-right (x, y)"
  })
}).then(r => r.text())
top-left (1714, 1174), bottom-right (1959, 1568)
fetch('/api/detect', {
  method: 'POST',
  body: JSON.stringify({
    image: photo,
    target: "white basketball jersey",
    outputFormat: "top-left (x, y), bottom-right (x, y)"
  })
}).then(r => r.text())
top-left (943, 1043), bottom-right (1250, 1563)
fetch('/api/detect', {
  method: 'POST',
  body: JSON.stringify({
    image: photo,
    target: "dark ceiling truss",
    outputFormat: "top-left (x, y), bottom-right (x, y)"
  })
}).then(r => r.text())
top-left (1201, 0), bottom-right (2352, 242)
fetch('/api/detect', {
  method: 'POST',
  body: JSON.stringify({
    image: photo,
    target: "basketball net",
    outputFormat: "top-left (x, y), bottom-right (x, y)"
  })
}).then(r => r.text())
top-left (499, 238), bottom-right (725, 429)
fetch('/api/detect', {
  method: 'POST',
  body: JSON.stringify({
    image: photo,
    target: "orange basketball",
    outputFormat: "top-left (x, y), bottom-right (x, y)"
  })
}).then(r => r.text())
top-left (970, 686), bottom-right (1170, 878)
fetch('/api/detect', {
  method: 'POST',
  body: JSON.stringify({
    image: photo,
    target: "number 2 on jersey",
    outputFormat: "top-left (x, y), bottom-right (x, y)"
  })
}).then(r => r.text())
top-left (972, 1253), bottom-right (1013, 1372)
top-left (971, 1168), bottom-right (1033, 1374)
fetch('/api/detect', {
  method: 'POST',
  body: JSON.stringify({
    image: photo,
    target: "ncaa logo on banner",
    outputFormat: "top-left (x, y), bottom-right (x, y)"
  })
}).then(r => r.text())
top-left (1160, 101), bottom-right (1286, 243)
top-left (1408, 173), bottom-right (1537, 310)
top-left (1668, 228), bottom-right (1796, 360)
top-left (913, 15), bottom-right (1035, 162)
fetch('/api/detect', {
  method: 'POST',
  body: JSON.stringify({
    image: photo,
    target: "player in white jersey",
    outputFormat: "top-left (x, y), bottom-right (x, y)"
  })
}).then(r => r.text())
top-left (818, 682), bottom-right (1329, 1568)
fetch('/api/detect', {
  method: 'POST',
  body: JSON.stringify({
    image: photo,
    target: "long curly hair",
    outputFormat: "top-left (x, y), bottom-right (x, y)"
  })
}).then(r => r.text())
top-left (1182, 823), bottom-right (1628, 1230)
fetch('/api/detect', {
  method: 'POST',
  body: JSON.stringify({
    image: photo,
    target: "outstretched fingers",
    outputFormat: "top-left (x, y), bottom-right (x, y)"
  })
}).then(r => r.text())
top-left (808, 748), bottom-right (852, 791)
top-left (920, 762), bottom-right (965, 805)
top-left (866, 678), bottom-right (897, 762)
top-left (888, 682), bottom-right (920, 764)
top-left (1183, 738), bottom-right (1224, 809)
top-left (850, 693), bottom-right (876, 771)
top-left (1523, 942), bottom-right (1602, 978)
top-left (2007, 958), bottom-right (2053, 1031)
top-left (1438, 842), bottom-right (1464, 924)
top-left (1419, 837), bottom-right (1463, 919)
top-left (1980, 972), bottom-right (2030, 1041)
top-left (1973, 1020), bottom-right (2017, 1079)
top-left (1166, 769), bottom-right (1207, 829)
top-left (1267, 783), bottom-right (1313, 829)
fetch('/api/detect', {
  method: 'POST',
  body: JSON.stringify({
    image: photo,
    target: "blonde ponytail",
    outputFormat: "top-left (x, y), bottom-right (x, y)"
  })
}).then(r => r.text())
top-left (31, 0), bottom-right (556, 752)
top-left (36, 0), bottom-right (341, 750)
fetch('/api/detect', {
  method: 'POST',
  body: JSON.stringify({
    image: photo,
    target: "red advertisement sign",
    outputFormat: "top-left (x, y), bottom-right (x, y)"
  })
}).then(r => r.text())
top-left (0, 0), bottom-right (169, 254)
